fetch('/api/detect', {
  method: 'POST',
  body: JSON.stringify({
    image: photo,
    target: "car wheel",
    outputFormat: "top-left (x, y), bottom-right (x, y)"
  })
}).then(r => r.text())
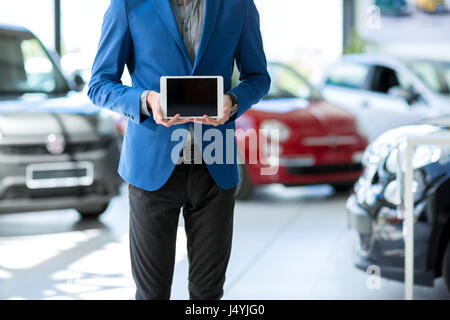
top-left (332, 182), bottom-right (355, 193)
top-left (443, 239), bottom-right (450, 295)
top-left (235, 163), bottom-right (254, 200)
top-left (77, 203), bottom-right (109, 219)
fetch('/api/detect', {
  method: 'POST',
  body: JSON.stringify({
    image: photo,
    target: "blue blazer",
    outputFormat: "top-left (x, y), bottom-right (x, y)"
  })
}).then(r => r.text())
top-left (88, 0), bottom-right (270, 191)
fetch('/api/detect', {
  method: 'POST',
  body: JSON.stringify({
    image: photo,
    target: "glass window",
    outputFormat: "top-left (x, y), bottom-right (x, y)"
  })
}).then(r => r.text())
top-left (407, 62), bottom-right (442, 94)
top-left (396, 71), bottom-right (414, 91)
top-left (0, 32), bottom-right (68, 95)
top-left (266, 63), bottom-right (321, 100)
top-left (325, 63), bottom-right (370, 89)
top-left (369, 66), bottom-right (404, 94)
top-left (444, 67), bottom-right (450, 92)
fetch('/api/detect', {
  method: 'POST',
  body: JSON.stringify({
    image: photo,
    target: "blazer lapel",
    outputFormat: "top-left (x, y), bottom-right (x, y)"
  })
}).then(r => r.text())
top-left (151, 0), bottom-right (190, 62)
top-left (193, 0), bottom-right (221, 71)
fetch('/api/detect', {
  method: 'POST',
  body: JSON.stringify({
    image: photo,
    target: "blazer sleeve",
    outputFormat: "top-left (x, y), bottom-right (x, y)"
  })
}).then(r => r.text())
top-left (87, 0), bottom-right (144, 125)
top-left (228, 0), bottom-right (271, 120)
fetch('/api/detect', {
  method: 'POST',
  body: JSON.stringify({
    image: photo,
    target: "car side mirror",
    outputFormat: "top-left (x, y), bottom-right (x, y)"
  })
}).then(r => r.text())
top-left (72, 71), bottom-right (86, 91)
top-left (388, 86), bottom-right (420, 105)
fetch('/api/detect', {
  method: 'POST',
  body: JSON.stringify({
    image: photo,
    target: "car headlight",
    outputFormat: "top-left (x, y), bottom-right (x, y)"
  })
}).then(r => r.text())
top-left (260, 120), bottom-right (291, 142)
top-left (384, 180), bottom-right (401, 206)
top-left (385, 143), bottom-right (443, 174)
top-left (97, 113), bottom-right (116, 135)
top-left (362, 141), bottom-right (390, 166)
top-left (384, 170), bottom-right (426, 206)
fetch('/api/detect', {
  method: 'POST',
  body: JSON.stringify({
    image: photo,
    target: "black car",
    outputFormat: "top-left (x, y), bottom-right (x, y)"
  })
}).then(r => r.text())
top-left (347, 117), bottom-right (450, 294)
top-left (0, 24), bottom-right (122, 218)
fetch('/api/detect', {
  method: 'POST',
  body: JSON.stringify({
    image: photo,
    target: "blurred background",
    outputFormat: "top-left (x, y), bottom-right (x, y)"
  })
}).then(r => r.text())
top-left (0, 0), bottom-right (450, 300)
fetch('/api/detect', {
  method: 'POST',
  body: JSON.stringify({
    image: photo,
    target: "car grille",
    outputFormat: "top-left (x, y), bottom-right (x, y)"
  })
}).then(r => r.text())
top-left (1, 182), bottom-right (108, 200)
top-left (286, 163), bottom-right (363, 175)
top-left (0, 138), bottom-right (114, 155)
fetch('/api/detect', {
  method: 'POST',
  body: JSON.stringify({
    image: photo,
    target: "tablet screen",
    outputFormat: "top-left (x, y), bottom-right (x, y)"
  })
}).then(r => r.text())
top-left (166, 78), bottom-right (218, 117)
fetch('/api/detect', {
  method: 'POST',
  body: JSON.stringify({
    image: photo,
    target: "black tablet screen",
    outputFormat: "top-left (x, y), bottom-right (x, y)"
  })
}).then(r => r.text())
top-left (167, 78), bottom-right (218, 117)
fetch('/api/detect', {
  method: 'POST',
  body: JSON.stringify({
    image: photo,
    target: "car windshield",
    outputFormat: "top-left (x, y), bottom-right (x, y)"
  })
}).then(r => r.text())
top-left (0, 30), bottom-right (69, 96)
top-left (266, 63), bottom-right (322, 100)
top-left (407, 61), bottom-right (450, 95)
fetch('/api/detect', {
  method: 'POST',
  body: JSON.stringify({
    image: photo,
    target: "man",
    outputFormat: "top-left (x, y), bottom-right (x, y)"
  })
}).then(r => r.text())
top-left (88, 0), bottom-right (270, 300)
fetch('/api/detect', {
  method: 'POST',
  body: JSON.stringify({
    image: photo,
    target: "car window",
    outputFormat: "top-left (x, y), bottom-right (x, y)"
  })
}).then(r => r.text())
top-left (369, 65), bottom-right (411, 94)
top-left (396, 71), bottom-right (414, 91)
top-left (444, 68), bottom-right (450, 93)
top-left (0, 33), bottom-right (68, 96)
top-left (266, 63), bottom-right (321, 100)
top-left (407, 62), bottom-right (442, 93)
top-left (325, 63), bottom-right (370, 89)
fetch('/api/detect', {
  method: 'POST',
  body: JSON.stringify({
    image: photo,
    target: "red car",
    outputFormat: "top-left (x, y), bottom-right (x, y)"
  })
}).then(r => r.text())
top-left (234, 62), bottom-right (368, 199)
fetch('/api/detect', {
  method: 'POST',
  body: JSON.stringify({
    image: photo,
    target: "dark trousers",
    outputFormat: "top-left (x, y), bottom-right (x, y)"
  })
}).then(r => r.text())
top-left (128, 163), bottom-right (236, 300)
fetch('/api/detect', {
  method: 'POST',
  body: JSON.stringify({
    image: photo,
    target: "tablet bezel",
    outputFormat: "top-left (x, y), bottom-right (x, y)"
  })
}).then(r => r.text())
top-left (160, 76), bottom-right (224, 119)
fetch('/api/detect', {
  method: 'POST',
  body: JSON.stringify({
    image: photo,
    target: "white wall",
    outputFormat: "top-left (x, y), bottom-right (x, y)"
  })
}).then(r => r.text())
top-left (0, 0), bottom-right (55, 49)
top-left (0, 0), bottom-right (344, 74)
top-left (256, 0), bottom-right (343, 72)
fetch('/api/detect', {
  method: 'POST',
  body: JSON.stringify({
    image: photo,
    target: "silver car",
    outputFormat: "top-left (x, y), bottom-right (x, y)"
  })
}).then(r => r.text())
top-left (313, 54), bottom-right (450, 142)
top-left (0, 25), bottom-right (122, 218)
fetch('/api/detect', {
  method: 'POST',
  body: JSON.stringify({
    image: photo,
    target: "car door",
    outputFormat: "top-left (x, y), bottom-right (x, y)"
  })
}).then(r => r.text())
top-left (362, 65), bottom-right (429, 140)
top-left (321, 62), bottom-right (372, 134)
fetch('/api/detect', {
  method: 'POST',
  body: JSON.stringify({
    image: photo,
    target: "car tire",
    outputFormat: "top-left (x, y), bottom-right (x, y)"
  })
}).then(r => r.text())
top-left (332, 182), bottom-right (355, 193)
top-left (235, 163), bottom-right (254, 201)
top-left (443, 239), bottom-right (450, 296)
top-left (77, 203), bottom-right (109, 219)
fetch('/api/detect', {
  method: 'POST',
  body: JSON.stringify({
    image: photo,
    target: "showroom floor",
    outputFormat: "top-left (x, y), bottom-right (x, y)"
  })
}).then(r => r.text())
top-left (0, 184), bottom-right (448, 300)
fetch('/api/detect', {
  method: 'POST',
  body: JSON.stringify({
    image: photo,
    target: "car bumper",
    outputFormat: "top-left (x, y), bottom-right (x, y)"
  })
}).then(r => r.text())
top-left (247, 156), bottom-right (363, 186)
top-left (346, 194), bottom-right (435, 286)
top-left (0, 194), bottom-right (113, 214)
top-left (346, 194), bottom-right (372, 235)
top-left (0, 139), bottom-right (122, 214)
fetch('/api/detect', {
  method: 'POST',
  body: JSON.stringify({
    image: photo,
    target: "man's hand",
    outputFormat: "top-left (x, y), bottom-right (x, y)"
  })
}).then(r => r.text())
top-left (194, 94), bottom-right (235, 127)
top-left (147, 91), bottom-right (192, 127)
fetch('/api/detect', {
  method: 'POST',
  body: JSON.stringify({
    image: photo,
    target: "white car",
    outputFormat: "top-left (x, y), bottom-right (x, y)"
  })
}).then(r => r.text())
top-left (313, 54), bottom-right (450, 141)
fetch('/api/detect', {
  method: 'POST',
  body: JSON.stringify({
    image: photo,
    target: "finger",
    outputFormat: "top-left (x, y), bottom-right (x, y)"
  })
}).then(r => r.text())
top-left (166, 114), bottom-right (181, 127)
top-left (211, 116), bottom-right (224, 126)
top-left (158, 116), bottom-right (172, 127)
top-left (203, 115), bottom-right (219, 126)
top-left (203, 115), bottom-right (216, 126)
top-left (180, 118), bottom-right (194, 124)
top-left (174, 117), bottom-right (192, 125)
top-left (210, 115), bottom-right (228, 126)
top-left (159, 120), bottom-right (170, 127)
top-left (222, 109), bottom-right (231, 119)
top-left (193, 117), bottom-right (208, 124)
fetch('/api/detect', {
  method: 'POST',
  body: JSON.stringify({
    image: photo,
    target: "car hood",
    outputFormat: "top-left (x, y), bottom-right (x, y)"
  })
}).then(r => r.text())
top-left (0, 92), bottom-right (102, 138)
top-left (368, 124), bottom-right (445, 158)
top-left (250, 98), bottom-right (360, 136)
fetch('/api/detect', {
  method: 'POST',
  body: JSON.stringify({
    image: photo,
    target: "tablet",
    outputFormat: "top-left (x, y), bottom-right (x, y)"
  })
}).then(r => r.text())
top-left (160, 76), bottom-right (223, 119)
